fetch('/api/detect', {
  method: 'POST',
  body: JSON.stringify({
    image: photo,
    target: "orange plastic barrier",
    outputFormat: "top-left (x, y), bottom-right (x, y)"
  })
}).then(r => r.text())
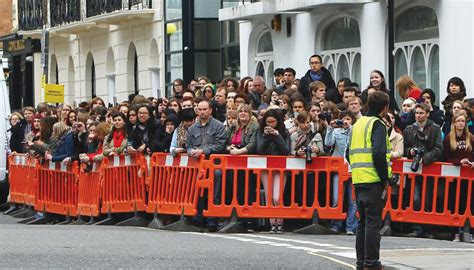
top-left (77, 161), bottom-right (103, 218)
top-left (100, 154), bottom-right (146, 214)
top-left (386, 159), bottom-right (474, 228)
top-left (8, 154), bottom-right (37, 206)
top-left (146, 153), bottom-right (203, 216)
top-left (199, 155), bottom-right (350, 220)
top-left (35, 160), bottom-right (79, 217)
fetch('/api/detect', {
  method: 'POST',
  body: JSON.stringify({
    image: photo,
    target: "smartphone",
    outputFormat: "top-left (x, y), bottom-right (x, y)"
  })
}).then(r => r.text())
top-left (335, 119), bottom-right (344, 126)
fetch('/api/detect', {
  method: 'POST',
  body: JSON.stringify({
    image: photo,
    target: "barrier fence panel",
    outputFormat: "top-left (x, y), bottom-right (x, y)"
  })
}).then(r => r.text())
top-left (8, 154), bottom-right (36, 206)
top-left (146, 153), bottom-right (203, 217)
top-left (77, 161), bottom-right (103, 218)
top-left (100, 154), bottom-right (146, 214)
top-left (35, 160), bottom-right (79, 217)
top-left (199, 155), bottom-right (350, 220)
top-left (387, 159), bottom-right (474, 228)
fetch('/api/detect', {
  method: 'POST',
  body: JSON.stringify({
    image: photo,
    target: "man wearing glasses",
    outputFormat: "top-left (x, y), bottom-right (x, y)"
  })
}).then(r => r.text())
top-left (298, 54), bottom-right (336, 103)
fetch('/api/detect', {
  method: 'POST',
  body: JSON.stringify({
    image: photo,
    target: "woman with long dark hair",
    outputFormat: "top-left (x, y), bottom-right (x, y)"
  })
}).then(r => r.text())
top-left (131, 104), bottom-right (158, 153)
top-left (361, 70), bottom-right (399, 112)
top-left (103, 111), bottom-right (131, 156)
top-left (257, 108), bottom-right (290, 233)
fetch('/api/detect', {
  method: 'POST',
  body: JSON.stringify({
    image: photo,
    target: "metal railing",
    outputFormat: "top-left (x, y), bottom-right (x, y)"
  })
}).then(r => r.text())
top-left (18, 0), bottom-right (44, 31)
top-left (86, 0), bottom-right (152, 18)
top-left (50, 0), bottom-right (81, 27)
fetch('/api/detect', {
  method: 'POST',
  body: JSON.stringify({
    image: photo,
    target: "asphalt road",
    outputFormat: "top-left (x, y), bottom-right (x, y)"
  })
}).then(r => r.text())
top-left (0, 214), bottom-right (473, 269)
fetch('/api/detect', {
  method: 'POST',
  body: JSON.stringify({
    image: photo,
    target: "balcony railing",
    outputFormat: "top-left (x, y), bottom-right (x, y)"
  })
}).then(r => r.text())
top-left (18, 0), bottom-right (44, 31)
top-left (50, 0), bottom-right (81, 27)
top-left (86, 0), bottom-right (152, 18)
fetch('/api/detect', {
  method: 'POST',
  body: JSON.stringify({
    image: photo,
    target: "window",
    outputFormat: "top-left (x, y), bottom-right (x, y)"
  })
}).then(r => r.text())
top-left (221, 20), bottom-right (240, 78)
top-left (394, 6), bottom-right (439, 105)
top-left (257, 32), bottom-right (273, 53)
top-left (320, 17), bottom-right (361, 85)
top-left (85, 53), bottom-right (95, 99)
top-left (254, 30), bottom-right (274, 87)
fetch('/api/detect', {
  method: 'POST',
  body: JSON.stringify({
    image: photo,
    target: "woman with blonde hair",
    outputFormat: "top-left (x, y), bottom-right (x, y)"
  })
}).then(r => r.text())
top-left (396, 75), bottom-right (422, 103)
top-left (444, 112), bottom-right (474, 166)
top-left (44, 121), bottom-right (75, 163)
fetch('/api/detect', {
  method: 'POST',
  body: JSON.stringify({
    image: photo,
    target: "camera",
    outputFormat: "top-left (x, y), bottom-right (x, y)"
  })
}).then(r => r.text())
top-left (335, 119), bottom-right (344, 126)
top-left (410, 147), bottom-right (424, 172)
top-left (319, 112), bottom-right (332, 122)
top-left (300, 146), bottom-right (313, 163)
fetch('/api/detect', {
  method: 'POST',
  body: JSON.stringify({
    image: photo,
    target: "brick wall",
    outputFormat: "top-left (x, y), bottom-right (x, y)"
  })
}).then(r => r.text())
top-left (0, 0), bottom-right (13, 49)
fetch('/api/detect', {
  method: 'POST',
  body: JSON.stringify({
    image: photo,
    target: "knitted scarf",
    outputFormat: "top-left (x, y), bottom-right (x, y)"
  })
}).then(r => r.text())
top-left (112, 129), bottom-right (125, 148)
top-left (176, 123), bottom-right (188, 148)
top-left (442, 92), bottom-right (466, 112)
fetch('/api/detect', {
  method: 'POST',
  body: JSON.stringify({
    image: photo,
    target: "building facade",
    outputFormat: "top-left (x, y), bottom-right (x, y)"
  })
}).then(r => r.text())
top-left (219, 0), bottom-right (474, 106)
top-left (4, 0), bottom-right (164, 109)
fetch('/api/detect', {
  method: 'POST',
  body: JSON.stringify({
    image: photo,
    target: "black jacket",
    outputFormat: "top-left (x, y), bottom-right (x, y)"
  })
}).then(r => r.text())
top-left (397, 105), bottom-right (444, 131)
top-left (8, 119), bottom-right (26, 153)
top-left (298, 68), bottom-right (336, 102)
top-left (403, 119), bottom-right (443, 165)
top-left (256, 130), bottom-right (290, 155)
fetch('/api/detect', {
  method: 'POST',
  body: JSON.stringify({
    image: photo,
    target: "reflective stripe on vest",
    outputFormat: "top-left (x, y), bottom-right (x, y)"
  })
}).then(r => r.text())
top-left (349, 116), bottom-right (392, 184)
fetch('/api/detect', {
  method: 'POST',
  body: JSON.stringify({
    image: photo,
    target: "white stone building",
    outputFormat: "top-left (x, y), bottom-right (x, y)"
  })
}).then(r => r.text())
top-left (12, 0), bottom-right (165, 107)
top-left (219, 0), bottom-right (474, 105)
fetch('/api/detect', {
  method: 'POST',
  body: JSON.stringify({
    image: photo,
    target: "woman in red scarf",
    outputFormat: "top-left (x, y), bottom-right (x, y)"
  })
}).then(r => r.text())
top-left (103, 111), bottom-right (131, 156)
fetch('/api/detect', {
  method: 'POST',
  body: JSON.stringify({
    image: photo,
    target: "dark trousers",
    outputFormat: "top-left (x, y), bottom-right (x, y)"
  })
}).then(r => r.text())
top-left (355, 183), bottom-right (384, 269)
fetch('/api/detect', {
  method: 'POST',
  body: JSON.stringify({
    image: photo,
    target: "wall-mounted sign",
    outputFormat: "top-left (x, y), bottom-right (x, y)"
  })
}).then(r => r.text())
top-left (44, 83), bottom-right (64, 104)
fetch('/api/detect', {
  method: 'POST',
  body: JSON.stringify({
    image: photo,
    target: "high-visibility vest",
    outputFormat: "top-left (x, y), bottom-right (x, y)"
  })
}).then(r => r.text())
top-left (349, 116), bottom-right (392, 184)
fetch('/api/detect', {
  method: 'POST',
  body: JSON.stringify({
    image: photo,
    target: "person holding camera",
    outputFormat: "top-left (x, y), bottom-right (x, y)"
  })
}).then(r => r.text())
top-left (257, 108), bottom-right (291, 233)
top-left (403, 103), bottom-right (443, 237)
top-left (325, 110), bottom-right (357, 235)
top-left (348, 91), bottom-right (391, 270)
top-left (290, 111), bottom-right (324, 209)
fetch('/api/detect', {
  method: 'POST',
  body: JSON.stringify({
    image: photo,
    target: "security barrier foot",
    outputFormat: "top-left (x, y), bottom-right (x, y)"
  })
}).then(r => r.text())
top-left (116, 214), bottom-right (149, 227)
top-left (294, 212), bottom-right (336, 235)
top-left (17, 216), bottom-right (36, 224)
top-left (148, 213), bottom-right (165, 229)
top-left (218, 209), bottom-right (247, 233)
top-left (26, 216), bottom-right (49, 225)
top-left (163, 219), bottom-right (202, 232)
top-left (70, 216), bottom-right (87, 225)
top-left (3, 204), bottom-right (19, 215)
top-left (11, 208), bottom-right (35, 219)
top-left (94, 217), bottom-right (116, 226)
top-left (86, 216), bottom-right (97, 225)
top-left (10, 208), bottom-right (29, 218)
top-left (461, 221), bottom-right (472, 243)
top-left (56, 216), bottom-right (73, 225)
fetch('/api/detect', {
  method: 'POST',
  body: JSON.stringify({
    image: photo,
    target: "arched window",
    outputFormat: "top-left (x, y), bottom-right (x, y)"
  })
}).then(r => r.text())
top-left (320, 17), bottom-right (361, 86)
top-left (254, 30), bottom-right (274, 87)
top-left (50, 55), bottom-right (58, 84)
top-left (67, 56), bottom-right (75, 102)
top-left (85, 53), bottom-right (95, 99)
top-left (106, 48), bottom-right (116, 105)
top-left (395, 6), bottom-right (439, 105)
top-left (257, 32), bottom-right (273, 53)
top-left (127, 43), bottom-right (139, 95)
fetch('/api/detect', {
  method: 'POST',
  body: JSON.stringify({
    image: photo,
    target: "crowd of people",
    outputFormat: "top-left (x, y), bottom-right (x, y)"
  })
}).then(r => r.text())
top-left (7, 54), bottom-right (473, 238)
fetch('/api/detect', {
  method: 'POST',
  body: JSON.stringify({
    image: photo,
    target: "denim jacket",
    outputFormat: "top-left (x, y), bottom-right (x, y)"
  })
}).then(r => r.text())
top-left (324, 126), bottom-right (351, 157)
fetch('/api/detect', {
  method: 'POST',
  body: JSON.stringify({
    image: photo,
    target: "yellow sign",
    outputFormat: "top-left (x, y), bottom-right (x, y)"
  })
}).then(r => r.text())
top-left (44, 84), bottom-right (64, 103)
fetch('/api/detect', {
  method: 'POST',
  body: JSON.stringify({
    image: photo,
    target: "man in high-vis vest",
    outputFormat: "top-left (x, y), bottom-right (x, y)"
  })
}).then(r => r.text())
top-left (348, 91), bottom-right (391, 270)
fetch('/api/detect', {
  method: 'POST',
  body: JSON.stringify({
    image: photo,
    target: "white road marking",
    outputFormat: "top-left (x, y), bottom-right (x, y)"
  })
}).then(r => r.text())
top-left (237, 234), bottom-right (337, 247)
top-left (308, 252), bottom-right (356, 269)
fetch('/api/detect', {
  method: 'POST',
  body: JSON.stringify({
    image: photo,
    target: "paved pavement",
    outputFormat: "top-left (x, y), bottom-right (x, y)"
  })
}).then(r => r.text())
top-left (0, 214), bottom-right (472, 269)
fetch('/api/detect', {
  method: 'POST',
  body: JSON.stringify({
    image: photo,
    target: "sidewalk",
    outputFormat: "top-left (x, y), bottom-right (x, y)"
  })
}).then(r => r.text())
top-left (382, 248), bottom-right (474, 270)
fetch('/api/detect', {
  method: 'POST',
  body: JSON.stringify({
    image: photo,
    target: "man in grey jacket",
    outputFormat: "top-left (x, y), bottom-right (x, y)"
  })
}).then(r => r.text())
top-left (186, 100), bottom-right (227, 232)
